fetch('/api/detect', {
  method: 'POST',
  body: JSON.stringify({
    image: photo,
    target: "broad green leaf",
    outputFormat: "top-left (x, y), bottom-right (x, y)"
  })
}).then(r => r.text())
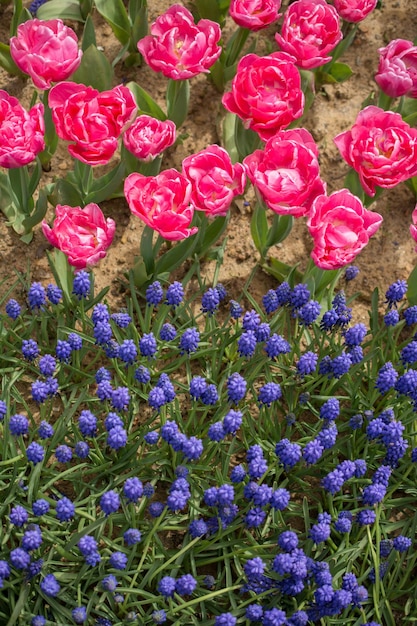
top-left (266, 214), bottom-right (293, 249)
top-left (155, 235), bottom-right (198, 276)
top-left (225, 24), bottom-right (250, 67)
top-left (81, 14), bottom-right (96, 51)
top-left (407, 264), bottom-right (417, 305)
top-left (403, 99), bottom-right (417, 127)
top-left (234, 116), bottom-right (261, 160)
top-left (405, 176), bottom-right (417, 197)
top-left (21, 189), bottom-right (48, 232)
top-left (344, 168), bottom-right (365, 202)
top-left (70, 44), bottom-right (113, 91)
top-left (166, 79), bottom-right (190, 128)
top-left (0, 43), bottom-right (25, 76)
top-left (85, 162), bottom-right (126, 204)
top-left (36, 0), bottom-right (84, 21)
top-left (48, 179), bottom-right (84, 208)
top-left (222, 113), bottom-right (239, 164)
top-left (140, 225), bottom-right (156, 276)
top-left (328, 62), bottom-right (353, 83)
top-left (250, 205), bottom-right (268, 257)
top-left (80, 0), bottom-right (93, 20)
top-left (126, 81), bottom-right (166, 120)
top-left (130, 2), bottom-right (148, 49)
top-left (28, 159), bottom-right (43, 197)
top-left (264, 257), bottom-right (302, 285)
top-left (129, 258), bottom-right (151, 288)
top-left (0, 172), bottom-right (13, 212)
top-left (94, 0), bottom-right (131, 46)
top-left (9, 5), bottom-right (31, 42)
top-left (10, 0), bottom-right (22, 36)
top-left (194, 215), bottom-right (228, 258)
top-left (404, 111), bottom-right (417, 127)
top-left (319, 62), bottom-right (353, 85)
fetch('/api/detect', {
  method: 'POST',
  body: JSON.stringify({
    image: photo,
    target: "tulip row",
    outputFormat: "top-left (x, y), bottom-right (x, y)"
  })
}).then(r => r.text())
top-left (0, 1), bottom-right (416, 280)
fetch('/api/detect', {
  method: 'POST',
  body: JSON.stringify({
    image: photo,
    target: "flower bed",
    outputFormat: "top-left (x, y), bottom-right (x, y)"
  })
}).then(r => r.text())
top-left (0, 1), bottom-right (417, 625)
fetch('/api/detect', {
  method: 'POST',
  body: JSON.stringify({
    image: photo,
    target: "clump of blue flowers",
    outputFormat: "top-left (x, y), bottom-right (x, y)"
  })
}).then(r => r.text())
top-left (0, 272), bottom-right (416, 625)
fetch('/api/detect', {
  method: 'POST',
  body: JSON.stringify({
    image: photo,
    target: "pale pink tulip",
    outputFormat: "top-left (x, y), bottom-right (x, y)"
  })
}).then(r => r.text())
top-left (275, 0), bottom-right (342, 69)
top-left (124, 169), bottom-right (198, 240)
top-left (307, 190), bottom-right (383, 269)
top-left (375, 39), bottom-right (417, 98)
top-left (42, 204), bottom-right (116, 269)
top-left (0, 91), bottom-right (44, 168)
top-left (123, 115), bottom-right (176, 162)
top-left (244, 128), bottom-right (326, 217)
top-left (10, 19), bottom-right (82, 90)
top-left (229, 0), bottom-right (282, 31)
top-left (222, 52), bottom-right (304, 141)
top-left (334, 106), bottom-right (417, 196)
top-left (138, 5), bottom-right (221, 80)
top-left (333, 0), bottom-right (377, 23)
top-left (49, 82), bottom-right (137, 165)
top-left (182, 145), bottom-right (246, 217)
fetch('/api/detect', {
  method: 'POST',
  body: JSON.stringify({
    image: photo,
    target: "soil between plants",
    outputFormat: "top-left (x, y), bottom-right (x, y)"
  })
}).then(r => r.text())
top-left (0, 0), bottom-right (416, 315)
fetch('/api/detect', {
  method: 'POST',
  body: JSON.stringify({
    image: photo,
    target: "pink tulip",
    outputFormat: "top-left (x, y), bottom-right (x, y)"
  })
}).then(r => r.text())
top-left (275, 0), bottom-right (342, 69)
top-left (10, 19), bottom-right (82, 90)
top-left (222, 52), bottom-right (304, 141)
top-left (333, 0), bottom-right (377, 23)
top-left (307, 190), bottom-right (383, 269)
top-left (182, 145), bottom-right (246, 217)
top-left (124, 169), bottom-right (198, 240)
top-left (0, 90), bottom-right (44, 168)
top-left (243, 128), bottom-right (326, 217)
top-left (42, 204), bottom-right (116, 269)
top-left (137, 5), bottom-right (222, 80)
top-left (375, 39), bottom-right (417, 98)
top-left (49, 82), bottom-right (137, 166)
top-left (123, 115), bottom-right (176, 162)
top-left (229, 0), bottom-right (282, 31)
top-left (334, 106), bottom-right (417, 197)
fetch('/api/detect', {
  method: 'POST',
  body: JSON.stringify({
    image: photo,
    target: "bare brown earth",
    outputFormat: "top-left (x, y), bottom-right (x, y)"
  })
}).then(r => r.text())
top-left (0, 0), bottom-right (416, 316)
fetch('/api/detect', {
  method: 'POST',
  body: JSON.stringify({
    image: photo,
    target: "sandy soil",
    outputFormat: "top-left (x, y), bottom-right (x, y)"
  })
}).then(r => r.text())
top-left (0, 0), bottom-right (416, 315)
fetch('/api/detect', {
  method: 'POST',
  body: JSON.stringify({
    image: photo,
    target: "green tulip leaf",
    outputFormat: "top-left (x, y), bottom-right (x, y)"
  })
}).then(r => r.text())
top-left (266, 214), bottom-right (294, 249)
top-left (48, 179), bottom-right (84, 208)
top-left (94, 0), bottom-right (131, 46)
top-left (70, 44), bottom-right (113, 91)
top-left (0, 43), bottom-right (25, 76)
top-left (155, 235), bottom-right (198, 276)
top-left (85, 162), bottom-right (126, 205)
top-left (264, 257), bottom-right (302, 286)
top-left (320, 62), bottom-right (353, 85)
top-left (407, 264), bottom-right (417, 305)
top-left (36, 0), bottom-right (84, 21)
top-left (250, 205), bottom-right (268, 257)
top-left (81, 14), bottom-right (97, 51)
top-left (126, 81), bottom-right (167, 120)
top-left (194, 215), bottom-right (228, 258)
top-left (166, 79), bottom-right (190, 128)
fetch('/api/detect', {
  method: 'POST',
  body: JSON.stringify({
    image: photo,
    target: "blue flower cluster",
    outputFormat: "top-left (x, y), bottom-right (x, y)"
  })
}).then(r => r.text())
top-left (1, 275), bottom-right (417, 624)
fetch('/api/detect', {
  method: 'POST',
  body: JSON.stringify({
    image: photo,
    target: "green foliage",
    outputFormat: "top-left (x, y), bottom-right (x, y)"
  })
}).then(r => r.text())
top-left (70, 43), bottom-right (114, 91)
top-left (36, 0), bottom-right (84, 21)
top-left (166, 79), bottom-right (190, 128)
